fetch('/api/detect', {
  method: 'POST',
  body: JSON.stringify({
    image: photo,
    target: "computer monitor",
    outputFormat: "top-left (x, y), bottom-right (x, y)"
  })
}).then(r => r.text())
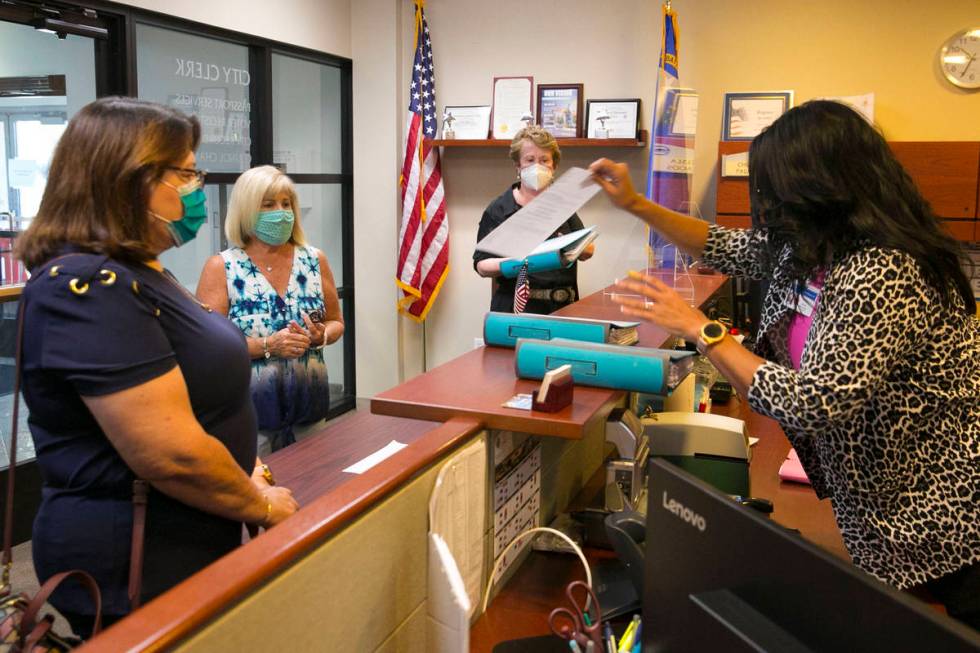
top-left (643, 458), bottom-right (980, 652)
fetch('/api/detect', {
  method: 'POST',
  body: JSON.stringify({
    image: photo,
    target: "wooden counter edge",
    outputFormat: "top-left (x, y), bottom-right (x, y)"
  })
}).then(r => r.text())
top-left (79, 416), bottom-right (483, 653)
top-left (370, 394), bottom-right (613, 440)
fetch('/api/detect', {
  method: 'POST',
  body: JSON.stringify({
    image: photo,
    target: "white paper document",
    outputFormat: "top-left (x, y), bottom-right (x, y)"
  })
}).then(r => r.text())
top-left (426, 533), bottom-right (471, 653)
top-left (475, 167), bottom-right (601, 259)
top-left (342, 439), bottom-right (407, 474)
top-left (428, 438), bottom-right (487, 618)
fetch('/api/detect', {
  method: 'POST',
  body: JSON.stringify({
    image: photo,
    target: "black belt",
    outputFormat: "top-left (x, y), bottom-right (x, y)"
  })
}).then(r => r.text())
top-left (527, 287), bottom-right (576, 303)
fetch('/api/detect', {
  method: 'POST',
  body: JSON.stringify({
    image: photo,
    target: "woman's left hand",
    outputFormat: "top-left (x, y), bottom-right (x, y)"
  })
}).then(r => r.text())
top-left (299, 313), bottom-right (327, 347)
top-left (612, 271), bottom-right (707, 342)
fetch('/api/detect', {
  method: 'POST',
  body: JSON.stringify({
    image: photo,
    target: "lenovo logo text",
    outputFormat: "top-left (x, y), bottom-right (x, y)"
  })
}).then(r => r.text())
top-left (662, 491), bottom-right (706, 532)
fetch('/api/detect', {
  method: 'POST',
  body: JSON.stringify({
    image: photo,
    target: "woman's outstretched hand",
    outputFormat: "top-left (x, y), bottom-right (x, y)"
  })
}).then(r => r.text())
top-left (612, 270), bottom-right (707, 342)
top-left (589, 158), bottom-right (639, 211)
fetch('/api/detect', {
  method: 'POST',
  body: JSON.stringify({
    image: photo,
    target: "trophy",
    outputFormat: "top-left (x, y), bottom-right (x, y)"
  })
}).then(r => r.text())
top-left (594, 107), bottom-right (611, 138)
top-left (520, 111), bottom-right (534, 130)
top-left (443, 111), bottom-right (456, 139)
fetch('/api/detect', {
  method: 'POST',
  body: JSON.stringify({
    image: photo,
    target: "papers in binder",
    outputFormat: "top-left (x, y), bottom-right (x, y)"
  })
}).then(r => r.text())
top-left (498, 226), bottom-right (599, 278)
top-left (475, 167), bottom-right (601, 259)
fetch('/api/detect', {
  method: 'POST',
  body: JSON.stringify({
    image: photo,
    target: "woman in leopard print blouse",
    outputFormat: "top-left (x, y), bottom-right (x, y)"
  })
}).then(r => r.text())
top-left (591, 101), bottom-right (979, 630)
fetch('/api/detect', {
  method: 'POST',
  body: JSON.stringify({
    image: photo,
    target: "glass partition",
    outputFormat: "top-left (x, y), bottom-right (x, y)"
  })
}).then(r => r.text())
top-left (135, 23), bottom-right (251, 173)
top-left (272, 54), bottom-right (343, 175)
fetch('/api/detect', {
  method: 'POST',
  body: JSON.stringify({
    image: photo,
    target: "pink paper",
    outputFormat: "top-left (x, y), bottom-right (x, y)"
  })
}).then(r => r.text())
top-left (778, 448), bottom-right (811, 485)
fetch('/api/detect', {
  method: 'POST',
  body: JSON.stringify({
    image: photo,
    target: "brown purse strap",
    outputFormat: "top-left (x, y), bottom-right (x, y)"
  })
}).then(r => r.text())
top-left (128, 480), bottom-right (148, 609)
top-left (22, 569), bottom-right (103, 639)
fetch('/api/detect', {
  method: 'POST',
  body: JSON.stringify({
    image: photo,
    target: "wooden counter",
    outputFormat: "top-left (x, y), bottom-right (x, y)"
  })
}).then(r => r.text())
top-left (80, 412), bottom-right (482, 652)
top-left (371, 272), bottom-right (730, 439)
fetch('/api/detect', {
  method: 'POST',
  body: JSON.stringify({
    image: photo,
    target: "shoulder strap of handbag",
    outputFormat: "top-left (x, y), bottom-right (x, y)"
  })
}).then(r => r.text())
top-left (2, 256), bottom-right (147, 611)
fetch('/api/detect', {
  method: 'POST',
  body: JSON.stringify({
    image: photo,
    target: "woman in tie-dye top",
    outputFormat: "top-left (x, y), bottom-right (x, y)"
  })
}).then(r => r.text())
top-left (197, 166), bottom-right (344, 454)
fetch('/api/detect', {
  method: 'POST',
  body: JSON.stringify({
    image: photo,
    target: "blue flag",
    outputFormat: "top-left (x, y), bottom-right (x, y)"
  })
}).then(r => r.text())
top-left (645, 3), bottom-right (695, 268)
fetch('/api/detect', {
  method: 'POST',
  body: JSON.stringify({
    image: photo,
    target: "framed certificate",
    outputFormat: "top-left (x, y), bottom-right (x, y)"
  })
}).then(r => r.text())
top-left (442, 105), bottom-right (491, 139)
top-left (585, 99), bottom-right (640, 139)
top-left (537, 83), bottom-right (583, 138)
top-left (722, 91), bottom-right (793, 141)
top-left (491, 76), bottom-right (533, 140)
top-left (658, 89), bottom-right (698, 137)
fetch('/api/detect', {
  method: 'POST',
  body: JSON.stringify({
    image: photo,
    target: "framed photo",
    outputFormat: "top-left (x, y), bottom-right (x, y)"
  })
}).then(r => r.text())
top-left (657, 88), bottom-right (698, 137)
top-left (491, 76), bottom-right (533, 140)
top-left (585, 99), bottom-right (640, 139)
top-left (537, 83), bottom-right (584, 138)
top-left (442, 105), bottom-right (491, 139)
top-left (722, 91), bottom-right (794, 141)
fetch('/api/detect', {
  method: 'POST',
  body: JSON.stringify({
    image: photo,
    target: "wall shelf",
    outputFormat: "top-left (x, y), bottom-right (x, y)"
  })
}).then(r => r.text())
top-left (429, 130), bottom-right (647, 149)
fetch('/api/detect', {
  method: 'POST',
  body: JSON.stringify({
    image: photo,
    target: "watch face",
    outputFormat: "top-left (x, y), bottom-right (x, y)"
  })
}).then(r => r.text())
top-left (940, 29), bottom-right (980, 89)
top-left (703, 322), bottom-right (724, 339)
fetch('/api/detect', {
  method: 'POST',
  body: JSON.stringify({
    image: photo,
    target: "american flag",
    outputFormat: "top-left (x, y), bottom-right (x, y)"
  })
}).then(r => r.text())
top-left (396, 1), bottom-right (449, 321)
top-left (513, 261), bottom-right (530, 314)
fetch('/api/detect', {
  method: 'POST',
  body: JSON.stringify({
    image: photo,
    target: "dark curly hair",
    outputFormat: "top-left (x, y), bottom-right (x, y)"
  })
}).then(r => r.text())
top-left (749, 100), bottom-right (974, 312)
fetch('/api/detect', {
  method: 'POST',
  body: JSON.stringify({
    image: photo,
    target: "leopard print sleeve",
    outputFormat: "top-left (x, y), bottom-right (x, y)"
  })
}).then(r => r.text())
top-left (701, 224), bottom-right (773, 280)
top-left (746, 249), bottom-right (934, 488)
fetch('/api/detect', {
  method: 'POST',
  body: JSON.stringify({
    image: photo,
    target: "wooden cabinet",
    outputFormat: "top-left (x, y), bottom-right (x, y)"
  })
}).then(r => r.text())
top-left (715, 141), bottom-right (980, 242)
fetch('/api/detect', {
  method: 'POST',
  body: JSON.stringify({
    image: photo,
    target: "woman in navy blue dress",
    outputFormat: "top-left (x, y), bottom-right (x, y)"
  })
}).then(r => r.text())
top-left (15, 97), bottom-right (298, 635)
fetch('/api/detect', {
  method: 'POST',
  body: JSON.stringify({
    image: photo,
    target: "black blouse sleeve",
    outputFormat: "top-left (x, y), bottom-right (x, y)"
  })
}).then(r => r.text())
top-left (473, 205), bottom-right (504, 268)
top-left (28, 259), bottom-right (177, 396)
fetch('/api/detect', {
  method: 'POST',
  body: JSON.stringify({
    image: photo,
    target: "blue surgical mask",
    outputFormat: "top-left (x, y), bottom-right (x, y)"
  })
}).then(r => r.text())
top-left (254, 209), bottom-right (295, 246)
top-left (151, 178), bottom-right (208, 247)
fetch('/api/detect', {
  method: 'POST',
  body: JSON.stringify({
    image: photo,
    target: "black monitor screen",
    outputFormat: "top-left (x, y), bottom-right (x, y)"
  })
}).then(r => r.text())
top-left (643, 458), bottom-right (980, 652)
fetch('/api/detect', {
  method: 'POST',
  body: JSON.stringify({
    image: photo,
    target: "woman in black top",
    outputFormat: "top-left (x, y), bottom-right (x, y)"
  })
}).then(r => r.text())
top-left (15, 97), bottom-right (298, 635)
top-left (473, 126), bottom-right (594, 313)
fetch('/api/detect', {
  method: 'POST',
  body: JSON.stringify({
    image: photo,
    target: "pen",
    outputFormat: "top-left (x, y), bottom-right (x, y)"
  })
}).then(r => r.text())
top-left (586, 642), bottom-right (595, 653)
top-left (630, 619), bottom-right (642, 653)
top-left (569, 641), bottom-right (582, 653)
top-left (618, 615), bottom-right (641, 653)
top-left (617, 623), bottom-right (635, 653)
top-left (603, 621), bottom-right (617, 653)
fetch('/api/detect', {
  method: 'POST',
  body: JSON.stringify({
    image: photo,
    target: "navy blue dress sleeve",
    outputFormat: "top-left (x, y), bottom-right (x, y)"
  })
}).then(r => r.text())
top-left (30, 258), bottom-right (176, 396)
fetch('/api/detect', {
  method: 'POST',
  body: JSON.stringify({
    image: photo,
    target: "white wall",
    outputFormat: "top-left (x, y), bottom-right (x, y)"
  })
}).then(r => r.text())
top-left (115, 0), bottom-right (351, 58)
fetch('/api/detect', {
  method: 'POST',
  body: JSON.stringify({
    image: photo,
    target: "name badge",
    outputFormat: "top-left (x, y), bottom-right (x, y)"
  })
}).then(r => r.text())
top-left (795, 280), bottom-right (822, 317)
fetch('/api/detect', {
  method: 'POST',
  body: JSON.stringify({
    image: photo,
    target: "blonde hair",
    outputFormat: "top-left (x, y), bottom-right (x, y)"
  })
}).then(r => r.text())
top-left (225, 165), bottom-right (306, 248)
top-left (508, 125), bottom-right (561, 167)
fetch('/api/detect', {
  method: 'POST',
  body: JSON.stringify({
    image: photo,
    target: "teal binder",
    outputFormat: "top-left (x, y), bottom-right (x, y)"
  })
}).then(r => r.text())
top-left (514, 338), bottom-right (695, 395)
top-left (483, 312), bottom-right (638, 348)
top-left (498, 226), bottom-right (598, 278)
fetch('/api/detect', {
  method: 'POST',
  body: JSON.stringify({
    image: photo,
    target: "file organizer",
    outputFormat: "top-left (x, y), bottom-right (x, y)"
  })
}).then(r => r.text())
top-left (485, 312), bottom-right (609, 348)
top-left (514, 338), bottom-right (695, 396)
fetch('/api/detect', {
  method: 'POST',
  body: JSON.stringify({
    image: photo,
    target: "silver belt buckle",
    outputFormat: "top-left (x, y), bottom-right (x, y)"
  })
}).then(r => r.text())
top-left (551, 288), bottom-right (571, 303)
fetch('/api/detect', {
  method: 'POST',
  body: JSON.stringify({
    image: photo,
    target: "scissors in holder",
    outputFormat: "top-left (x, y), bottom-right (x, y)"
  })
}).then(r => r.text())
top-left (547, 580), bottom-right (603, 649)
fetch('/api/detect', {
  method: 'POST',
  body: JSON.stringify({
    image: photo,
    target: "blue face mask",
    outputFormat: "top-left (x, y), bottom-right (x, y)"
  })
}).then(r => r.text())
top-left (152, 178), bottom-right (208, 247)
top-left (254, 209), bottom-right (295, 246)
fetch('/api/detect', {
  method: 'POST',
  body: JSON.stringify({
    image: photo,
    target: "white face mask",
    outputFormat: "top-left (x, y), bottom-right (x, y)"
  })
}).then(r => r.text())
top-left (520, 163), bottom-right (553, 191)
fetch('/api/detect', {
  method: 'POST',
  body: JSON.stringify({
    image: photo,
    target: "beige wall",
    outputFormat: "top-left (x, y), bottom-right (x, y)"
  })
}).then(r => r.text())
top-left (115, 0), bottom-right (351, 58)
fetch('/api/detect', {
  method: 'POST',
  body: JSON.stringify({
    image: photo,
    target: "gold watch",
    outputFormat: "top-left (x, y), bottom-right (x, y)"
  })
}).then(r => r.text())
top-left (696, 320), bottom-right (727, 355)
top-left (256, 463), bottom-right (276, 486)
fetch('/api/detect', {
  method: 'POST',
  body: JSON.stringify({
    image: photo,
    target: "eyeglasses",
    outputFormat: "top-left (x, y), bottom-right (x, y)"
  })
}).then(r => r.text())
top-left (167, 166), bottom-right (208, 183)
